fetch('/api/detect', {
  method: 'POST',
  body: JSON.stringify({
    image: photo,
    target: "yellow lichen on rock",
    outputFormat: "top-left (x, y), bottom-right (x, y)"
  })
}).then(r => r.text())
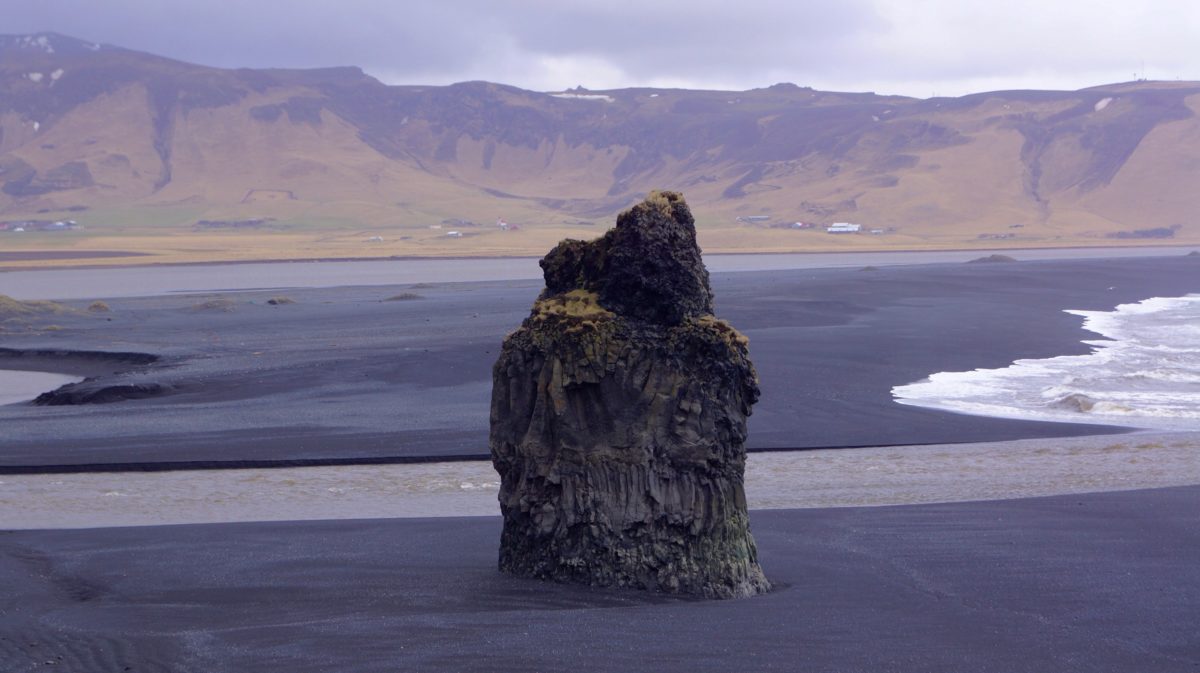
top-left (533, 289), bottom-right (614, 321)
top-left (693, 315), bottom-right (751, 349)
top-left (641, 189), bottom-right (682, 219)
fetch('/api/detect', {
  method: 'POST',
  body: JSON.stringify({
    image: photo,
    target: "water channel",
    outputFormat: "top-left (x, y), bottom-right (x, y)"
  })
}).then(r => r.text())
top-left (1, 246), bottom-right (1192, 300)
top-left (0, 369), bottom-right (82, 406)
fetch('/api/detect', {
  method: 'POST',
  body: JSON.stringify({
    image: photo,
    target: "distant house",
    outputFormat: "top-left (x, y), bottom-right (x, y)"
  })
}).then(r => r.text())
top-left (736, 215), bottom-right (771, 223)
top-left (827, 223), bottom-right (862, 233)
top-left (446, 231), bottom-right (463, 238)
top-left (790, 222), bottom-right (814, 229)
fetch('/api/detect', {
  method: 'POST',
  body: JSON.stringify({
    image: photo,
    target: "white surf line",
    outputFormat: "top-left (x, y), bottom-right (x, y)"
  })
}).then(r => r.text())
top-left (1, 432), bottom-right (1197, 530)
top-left (893, 294), bottom-right (1200, 430)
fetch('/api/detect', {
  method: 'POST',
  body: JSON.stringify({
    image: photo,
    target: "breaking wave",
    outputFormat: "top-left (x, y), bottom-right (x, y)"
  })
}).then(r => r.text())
top-left (892, 294), bottom-right (1200, 430)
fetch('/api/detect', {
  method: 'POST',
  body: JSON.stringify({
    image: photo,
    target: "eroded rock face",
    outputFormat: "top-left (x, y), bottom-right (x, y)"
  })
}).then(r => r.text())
top-left (490, 191), bottom-right (770, 599)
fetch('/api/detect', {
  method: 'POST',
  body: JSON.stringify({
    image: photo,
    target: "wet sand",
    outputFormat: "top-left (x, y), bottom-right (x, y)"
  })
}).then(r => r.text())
top-left (3, 254), bottom-right (1199, 468)
top-left (3, 431), bottom-right (1198, 529)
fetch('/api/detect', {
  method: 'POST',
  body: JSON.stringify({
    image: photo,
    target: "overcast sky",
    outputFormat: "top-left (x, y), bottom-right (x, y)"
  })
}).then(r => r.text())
top-left (5, 0), bottom-right (1198, 97)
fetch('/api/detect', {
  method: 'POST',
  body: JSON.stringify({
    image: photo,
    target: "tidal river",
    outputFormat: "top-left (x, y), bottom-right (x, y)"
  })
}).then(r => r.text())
top-left (0, 369), bottom-right (82, 406)
top-left (1, 246), bottom-right (1191, 300)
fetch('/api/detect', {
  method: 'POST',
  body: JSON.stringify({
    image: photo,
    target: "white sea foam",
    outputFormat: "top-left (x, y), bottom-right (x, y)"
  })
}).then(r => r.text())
top-left (893, 294), bottom-right (1200, 429)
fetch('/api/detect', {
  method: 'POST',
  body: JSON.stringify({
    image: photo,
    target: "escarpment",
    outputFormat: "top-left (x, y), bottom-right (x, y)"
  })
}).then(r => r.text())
top-left (489, 191), bottom-right (770, 599)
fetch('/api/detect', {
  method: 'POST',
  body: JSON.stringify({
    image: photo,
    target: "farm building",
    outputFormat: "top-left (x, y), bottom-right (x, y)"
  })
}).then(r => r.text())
top-left (826, 223), bottom-right (862, 233)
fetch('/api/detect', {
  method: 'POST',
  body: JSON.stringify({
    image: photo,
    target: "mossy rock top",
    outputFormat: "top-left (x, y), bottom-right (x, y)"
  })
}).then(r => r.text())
top-left (539, 191), bottom-right (713, 326)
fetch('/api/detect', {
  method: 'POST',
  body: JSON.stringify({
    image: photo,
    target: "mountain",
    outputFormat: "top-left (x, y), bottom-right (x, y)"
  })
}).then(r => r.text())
top-left (2, 33), bottom-right (1198, 263)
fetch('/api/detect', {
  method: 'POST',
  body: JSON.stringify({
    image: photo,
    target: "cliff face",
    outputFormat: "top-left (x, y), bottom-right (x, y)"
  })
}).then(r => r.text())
top-left (490, 191), bottom-right (769, 598)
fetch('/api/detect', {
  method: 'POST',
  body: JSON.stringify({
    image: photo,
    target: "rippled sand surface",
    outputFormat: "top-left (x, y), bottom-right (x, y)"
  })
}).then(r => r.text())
top-left (2, 431), bottom-right (1197, 529)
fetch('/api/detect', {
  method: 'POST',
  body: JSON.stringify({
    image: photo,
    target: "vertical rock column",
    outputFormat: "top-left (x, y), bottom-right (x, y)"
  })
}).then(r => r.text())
top-left (490, 191), bottom-right (770, 599)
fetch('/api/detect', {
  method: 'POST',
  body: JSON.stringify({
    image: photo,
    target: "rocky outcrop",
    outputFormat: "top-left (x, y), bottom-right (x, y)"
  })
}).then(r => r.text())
top-left (967, 254), bottom-right (1018, 263)
top-left (34, 379), bottom-right (169, 405)
top-left (490, 191), bottom-right (769, 599)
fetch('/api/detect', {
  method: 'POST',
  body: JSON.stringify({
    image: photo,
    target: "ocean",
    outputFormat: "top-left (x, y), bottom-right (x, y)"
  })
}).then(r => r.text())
top-left (893, 294), bottom-right (1200, 430)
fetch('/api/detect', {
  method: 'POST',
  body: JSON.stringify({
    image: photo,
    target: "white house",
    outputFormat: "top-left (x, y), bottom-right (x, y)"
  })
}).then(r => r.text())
top-left (826, 223), bottom-right (862, 233)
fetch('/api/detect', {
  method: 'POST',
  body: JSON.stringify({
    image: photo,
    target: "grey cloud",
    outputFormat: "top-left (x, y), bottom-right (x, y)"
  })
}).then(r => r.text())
top-left (3, 0), bottom-right (1197, 95)
top-left (4, 0), bottom-right (884, 86)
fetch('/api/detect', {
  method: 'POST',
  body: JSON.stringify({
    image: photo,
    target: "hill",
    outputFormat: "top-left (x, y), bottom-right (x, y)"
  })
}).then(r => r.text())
top-left (2, 33), bottom-right (1198, 265)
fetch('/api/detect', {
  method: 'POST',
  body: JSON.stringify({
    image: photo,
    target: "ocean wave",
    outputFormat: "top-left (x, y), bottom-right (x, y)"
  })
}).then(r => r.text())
top-left (893, 294), bottom-right (1200, 430)
top-left (1125, 369), bottom-right (1200, 384)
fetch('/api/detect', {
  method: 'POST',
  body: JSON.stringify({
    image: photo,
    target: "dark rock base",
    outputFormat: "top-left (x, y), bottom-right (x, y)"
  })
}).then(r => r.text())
top-left (490, 192), bottom-right (769, 599)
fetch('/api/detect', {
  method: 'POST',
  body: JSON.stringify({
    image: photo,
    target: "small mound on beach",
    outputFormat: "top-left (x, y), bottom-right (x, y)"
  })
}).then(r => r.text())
top-left (1187, 251), bottom-right (1200, 257)
top-left (0, 294), bottom-right (71, 318)
top-left (384, 293), bottom-right (423, 301)
top-left (35, 381), bottom-right (170, 405)
top-left (267, 296), bottom-right (295, 305)
top-left (190, 298), bottom-right (237, 312)
top-left (87, 301), bottom-right (111, 312)
top-left (967, 254), bottom-right (1018, 264)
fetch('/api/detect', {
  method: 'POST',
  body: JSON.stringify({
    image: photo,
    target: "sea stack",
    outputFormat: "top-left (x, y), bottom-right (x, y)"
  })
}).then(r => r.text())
top-left (489, 191), bottom-right (770, 598)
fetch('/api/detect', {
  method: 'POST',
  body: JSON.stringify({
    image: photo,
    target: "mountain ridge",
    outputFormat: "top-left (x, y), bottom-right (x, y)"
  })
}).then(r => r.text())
top-left (1, 32), bottom-right (1197, 264)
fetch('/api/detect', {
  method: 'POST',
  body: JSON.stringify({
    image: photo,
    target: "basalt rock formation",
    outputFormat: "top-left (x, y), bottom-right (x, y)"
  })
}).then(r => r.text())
top-left (490, 191), bottom-right (770, 599)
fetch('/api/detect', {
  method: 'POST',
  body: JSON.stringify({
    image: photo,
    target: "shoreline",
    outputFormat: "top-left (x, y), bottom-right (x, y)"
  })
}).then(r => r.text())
top-left (1, 242), bottom-right (1196, 274)
top-left (3, 256), bottom-right (1197, 466)
top-left (0, 369), bottom-right (83, 407)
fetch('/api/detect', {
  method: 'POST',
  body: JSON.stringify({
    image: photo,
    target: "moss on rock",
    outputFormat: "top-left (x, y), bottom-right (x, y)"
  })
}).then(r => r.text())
top-left (490, 192), bottom-right (769, 599)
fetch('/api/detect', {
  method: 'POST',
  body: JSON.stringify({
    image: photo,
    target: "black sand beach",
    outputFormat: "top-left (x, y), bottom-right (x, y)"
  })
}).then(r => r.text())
top-left (2, 254), bottom-right (1198, 468)
top-left (2, 486), bottom-right (1198, 672)
top-left (2, 253), bottom-right (1199, 672)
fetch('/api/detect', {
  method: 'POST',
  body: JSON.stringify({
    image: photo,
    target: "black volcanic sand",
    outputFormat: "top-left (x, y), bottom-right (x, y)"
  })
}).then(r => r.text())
top-left (1, 255), bottom-right (1198, 467)
top-left (1, 486), bottom-right (1197, 672)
